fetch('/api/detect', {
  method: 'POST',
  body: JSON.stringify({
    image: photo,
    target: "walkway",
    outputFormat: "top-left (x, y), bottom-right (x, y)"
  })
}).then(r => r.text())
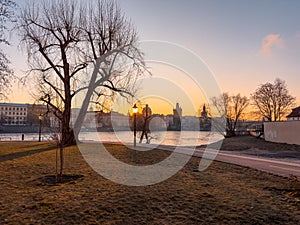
top-left (137, 143), bottom-right (300, 178)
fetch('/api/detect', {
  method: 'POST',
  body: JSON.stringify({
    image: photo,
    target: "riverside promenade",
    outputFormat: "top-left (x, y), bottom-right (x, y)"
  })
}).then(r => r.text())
top-left (115, 135), bottom-right (300, 179)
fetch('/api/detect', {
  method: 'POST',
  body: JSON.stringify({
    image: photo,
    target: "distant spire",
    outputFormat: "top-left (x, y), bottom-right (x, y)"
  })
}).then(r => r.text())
top-left (201, 104), bottom-right (207, 118)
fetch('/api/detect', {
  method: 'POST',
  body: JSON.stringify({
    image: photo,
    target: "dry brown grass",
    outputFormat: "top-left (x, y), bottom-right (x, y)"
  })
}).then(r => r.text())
top-left (0, 141), bottom-right (300, 224)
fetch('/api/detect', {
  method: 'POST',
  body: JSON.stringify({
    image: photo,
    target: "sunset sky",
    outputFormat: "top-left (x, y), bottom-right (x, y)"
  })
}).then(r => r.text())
top-left (6, 0), bottom-right (300, 116)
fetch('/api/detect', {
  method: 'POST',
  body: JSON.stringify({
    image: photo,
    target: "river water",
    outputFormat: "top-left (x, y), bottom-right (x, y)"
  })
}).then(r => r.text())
top-left (0, 131), bottom-right (223, 147)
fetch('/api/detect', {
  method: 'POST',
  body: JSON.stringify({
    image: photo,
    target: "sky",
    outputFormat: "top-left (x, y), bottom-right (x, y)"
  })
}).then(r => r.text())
top-left (5, 0), bottom-right (300, 116)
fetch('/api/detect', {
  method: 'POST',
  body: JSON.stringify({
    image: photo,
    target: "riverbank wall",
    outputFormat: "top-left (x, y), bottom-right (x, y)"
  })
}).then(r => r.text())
top-left (264, 121), bottom-right (300, 145)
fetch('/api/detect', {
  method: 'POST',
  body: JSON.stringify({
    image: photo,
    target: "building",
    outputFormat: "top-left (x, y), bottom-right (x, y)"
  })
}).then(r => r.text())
top-left (181, 116), bottom-right (200, 131)
top-left (0, 103), bottom-right (28, 126)
top-left (166, 114), bottom-right (174, 129)
top-left (104, 111), bottom-right (128, 131)
top-left (0, 103), bottom-right (50, 133)
top-left (148, 114), bottom-right (168, 131)
top-left (70, 108), bottom-right (130, 131)
top-left (27, 104), bottom-right (49, 126)
top-left (172, 103), bottom-right (182, 131)
top-left (286, 106), bottom-right (300, 121)
top-left (199, 104), bottom-right (211, 131)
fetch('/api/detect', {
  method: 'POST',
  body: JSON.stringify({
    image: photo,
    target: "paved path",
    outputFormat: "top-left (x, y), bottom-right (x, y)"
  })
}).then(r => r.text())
top-left (136, 143), bottom-right (300, 178)
top-left (102, 142), bottom-right (300, 178)
top-left (195, 148), bottom-right (300, 178)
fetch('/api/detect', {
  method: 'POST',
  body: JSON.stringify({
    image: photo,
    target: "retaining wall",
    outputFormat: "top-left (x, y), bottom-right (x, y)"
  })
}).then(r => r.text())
top-left (264, 121), bottom-right (300, 145)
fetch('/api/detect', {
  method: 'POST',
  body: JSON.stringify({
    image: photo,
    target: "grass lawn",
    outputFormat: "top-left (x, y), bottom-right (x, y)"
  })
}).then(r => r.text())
top-left (0, 141), bottom-right (300, 224)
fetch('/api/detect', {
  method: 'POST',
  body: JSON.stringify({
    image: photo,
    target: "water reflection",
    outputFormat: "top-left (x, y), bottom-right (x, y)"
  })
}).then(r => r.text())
top-left (79, 131), bottom-right (222, 147)
top-left (0, 131), bottom-right (223, 147)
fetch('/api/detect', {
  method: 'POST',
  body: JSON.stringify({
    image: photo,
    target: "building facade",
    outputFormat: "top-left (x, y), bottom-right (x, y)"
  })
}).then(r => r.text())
top-left (171, 103), bottom-right (182, 131)
top-left (286, 106), bottom-right (300, 121)
top-left (0, 103), bottom-right (50, 132)
top-left (0, 103), bottom-right (29, 126)
top-left (199, 104), bottom-right (211, 131)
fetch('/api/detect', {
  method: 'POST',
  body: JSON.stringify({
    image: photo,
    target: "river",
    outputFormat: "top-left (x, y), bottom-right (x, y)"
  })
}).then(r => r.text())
top-left (0, 131), bottom-right (223, 147)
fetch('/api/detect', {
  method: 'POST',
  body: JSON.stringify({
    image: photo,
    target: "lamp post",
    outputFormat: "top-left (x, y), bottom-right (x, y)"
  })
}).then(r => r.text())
top-left (132, 104), bottom-right (138, 147)
top-left (132, 104), bottom-right (138, 163)
top-left (38, 114), bottom-right (43, 142)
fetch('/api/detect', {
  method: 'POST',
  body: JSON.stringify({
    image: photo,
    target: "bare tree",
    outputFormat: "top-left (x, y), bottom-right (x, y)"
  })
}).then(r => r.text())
top-left (231, 94), bottom-right (249, 130)
top-left (211, 93), bottom-right (249, 137)
top-left (251, 78), bottom-right (296, 121)
top-left (18, 0), bottom-right (146, 145)
top-left (0, 0), bottom-right (16, 100)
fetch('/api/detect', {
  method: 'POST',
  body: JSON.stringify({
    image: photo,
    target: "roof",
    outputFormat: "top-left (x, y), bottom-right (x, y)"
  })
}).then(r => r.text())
top-left (286, 106), bottom-right (300, 118)
top-left (0, 102), bottom-right (30, 107)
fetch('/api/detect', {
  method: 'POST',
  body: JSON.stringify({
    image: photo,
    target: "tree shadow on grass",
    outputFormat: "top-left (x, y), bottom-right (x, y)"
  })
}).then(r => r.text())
top-left (0, 145), bottom-right (57, 162)
top-left (33, 174), bottom-right (84, 186)
top-left (18, 143), bottom-right (51, 149)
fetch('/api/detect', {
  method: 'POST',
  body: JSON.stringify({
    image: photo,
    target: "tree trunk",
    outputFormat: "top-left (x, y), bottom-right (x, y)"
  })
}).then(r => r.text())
top-left (61, 58), bottom-right (76, 146)
top-left (61, 108), bottom-right (76, 146)
top-left (60, 92), bottom-right (76, 146)
top-left (225, 129), bottom-right (236, 138)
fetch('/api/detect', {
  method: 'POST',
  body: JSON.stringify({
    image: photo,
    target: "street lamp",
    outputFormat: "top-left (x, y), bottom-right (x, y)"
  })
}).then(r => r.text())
top-left (38, 114), bottom-right (43, 142)
top-left (132, 104), bottom-right (138, 147)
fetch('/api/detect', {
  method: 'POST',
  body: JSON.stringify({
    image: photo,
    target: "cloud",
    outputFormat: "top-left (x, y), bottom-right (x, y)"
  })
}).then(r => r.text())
top-left (260, 34), bottom-right (283, 57)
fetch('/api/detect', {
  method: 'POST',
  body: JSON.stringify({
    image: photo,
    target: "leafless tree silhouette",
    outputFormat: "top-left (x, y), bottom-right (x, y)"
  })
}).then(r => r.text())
top-left (211, 93), bottom-right (249, 137)
top-left (18, 0), bottom-right (146, 145)
top-left (0, 0), bottom-right (16, 100)
top-left (251, 78), bottom-right (295, 121)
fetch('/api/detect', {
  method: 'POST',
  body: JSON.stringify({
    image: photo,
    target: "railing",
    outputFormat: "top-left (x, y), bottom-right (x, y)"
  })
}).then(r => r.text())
top-left (249, 129), bottom-right (264, 138)
top-left (0, 137), bottom-right (12, 141)
top-left (0, 134), bottom-right (46, 141)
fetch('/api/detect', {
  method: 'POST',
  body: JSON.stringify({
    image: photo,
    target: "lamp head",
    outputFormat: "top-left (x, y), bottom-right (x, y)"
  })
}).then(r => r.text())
top-left (132, 104), bottom-right (138, 114)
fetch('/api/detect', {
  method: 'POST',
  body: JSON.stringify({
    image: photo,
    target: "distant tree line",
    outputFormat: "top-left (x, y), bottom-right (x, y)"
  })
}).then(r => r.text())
top-left (210, 78), bottom-right (296, 137)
